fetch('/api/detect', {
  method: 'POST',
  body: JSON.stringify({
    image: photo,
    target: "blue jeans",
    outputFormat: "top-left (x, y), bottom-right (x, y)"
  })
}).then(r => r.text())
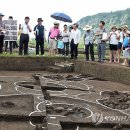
top-left (97, 43), bottom-right (106, 61)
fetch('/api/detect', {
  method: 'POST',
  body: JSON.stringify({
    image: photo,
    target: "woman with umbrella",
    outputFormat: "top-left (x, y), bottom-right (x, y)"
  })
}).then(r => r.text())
top-left (49, 12), bottom-right (73, 56)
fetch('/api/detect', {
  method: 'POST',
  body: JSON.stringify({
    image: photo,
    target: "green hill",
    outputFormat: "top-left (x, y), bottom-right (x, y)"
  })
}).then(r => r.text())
top-left (78, 8), bottom-right (130, 32)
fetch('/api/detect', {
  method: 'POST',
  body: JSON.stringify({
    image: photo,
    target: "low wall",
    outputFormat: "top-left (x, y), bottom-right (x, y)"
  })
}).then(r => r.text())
top-left (0, 57), bottom-right (68, 71)
top-left (74, 60), bottom-right (130, 85)
top-left (0, 57), bottom-right (130, 85)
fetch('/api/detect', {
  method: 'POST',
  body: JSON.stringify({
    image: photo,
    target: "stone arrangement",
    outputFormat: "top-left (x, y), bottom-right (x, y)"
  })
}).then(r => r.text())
top-left (99, 91), bottom-right (130, 110)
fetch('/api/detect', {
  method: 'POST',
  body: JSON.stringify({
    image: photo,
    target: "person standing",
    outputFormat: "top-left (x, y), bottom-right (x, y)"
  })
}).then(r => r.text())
top-left (57, 36), bottom-right (64, 56)
top-left (122, 31), bottom-right (130, 66)
top-left (108, 26), bottom-right (120, 63)
top-left (61, 24), bottom-right (70, 56)
top-left (83, 25), bottom-right (95, 61)
top-left (117, 27), bottom-right (124, 63)
top-left (5, 16), bottom-right (14, 54)
top-left (48, 22), bottom-right (60, 56)
top-left (122, 25), bottom-right (129, 36)
top-left (13, 41), bottom-right (18, 49)
top-left (34, 18), bottom-right (45, 56)
top-left (95, 21), bottom-right (108, 63)
top-left (69, 23), bottom-right (81, 59)
top-left (0, 13), bottom-right (5, 54)
top-left (19, 16), bottom-right (32, 55)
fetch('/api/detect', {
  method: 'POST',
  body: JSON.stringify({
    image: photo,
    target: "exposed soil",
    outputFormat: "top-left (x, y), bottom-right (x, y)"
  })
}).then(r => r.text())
top-left (0, 71), bottom-right (129, 130)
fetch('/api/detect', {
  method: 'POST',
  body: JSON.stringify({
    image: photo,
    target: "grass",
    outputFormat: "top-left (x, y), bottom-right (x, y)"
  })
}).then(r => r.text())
top-left (1, 38), bottom-right (129, 61)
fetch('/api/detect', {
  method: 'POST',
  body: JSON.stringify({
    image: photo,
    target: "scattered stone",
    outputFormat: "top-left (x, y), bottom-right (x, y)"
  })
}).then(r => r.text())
top-left (44, 75), bottom-right (64, 81)
top-left (64, 108), bottom-right (75, 116)
top-left (89, 77), bottom-right (107, 81)
top-left (55, 107), bottom-right (64, 113)
top-left (65, 75), bottom-right (73, 79)
top-left (101, 91), bottom-right (130, 110)
top-left (32, 74), bottom-right (40, 80)
top-left (76, 74), bottom-right (89, 78)
top-left (46, 105), bottom-right (53, 114)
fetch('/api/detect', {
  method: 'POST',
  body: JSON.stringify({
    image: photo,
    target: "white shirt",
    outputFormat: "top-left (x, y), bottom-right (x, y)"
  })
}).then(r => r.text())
top-left (21, 23), bottom-right (31, 34)
top-left (110, 31), bottom-right (119, 45)
top-left (61, 30), bottom-right (70, 43)
top-left (69, 29), bottom-right (81, 44)
top-left (119, 31), bottom-right (124, 43)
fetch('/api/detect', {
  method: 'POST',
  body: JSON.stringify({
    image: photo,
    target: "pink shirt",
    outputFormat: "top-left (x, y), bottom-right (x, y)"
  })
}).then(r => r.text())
top-left (49, 27), bottom-right (60, 38)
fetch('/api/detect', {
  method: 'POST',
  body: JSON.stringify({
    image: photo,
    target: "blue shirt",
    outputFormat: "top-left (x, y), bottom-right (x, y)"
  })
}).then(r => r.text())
top-left (123, 37), bottom-right (130, 47)
top-left (58, 40), bottom-right (64, 49)
top-left (84, 30), bottom-right (94, 45)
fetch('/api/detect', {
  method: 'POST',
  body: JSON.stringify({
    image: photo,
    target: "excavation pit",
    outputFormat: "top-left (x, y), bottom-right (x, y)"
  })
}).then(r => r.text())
top-left (0, 94), bottom-right (34, 116)
top-left (0, 57), bottom-right (129, 130)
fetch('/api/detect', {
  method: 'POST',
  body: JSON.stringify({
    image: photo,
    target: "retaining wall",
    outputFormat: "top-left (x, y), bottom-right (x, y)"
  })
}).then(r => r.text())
top-left (0, 57), bottom-right (68, 71)
top-left (74, 60), bottom-right (130, 85)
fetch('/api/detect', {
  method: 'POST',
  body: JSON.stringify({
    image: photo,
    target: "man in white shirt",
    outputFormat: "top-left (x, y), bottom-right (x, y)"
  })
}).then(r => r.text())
top-left (69, 23), bottom-right (81, 59)
top-left (19, 16), bottom-right (32, 55)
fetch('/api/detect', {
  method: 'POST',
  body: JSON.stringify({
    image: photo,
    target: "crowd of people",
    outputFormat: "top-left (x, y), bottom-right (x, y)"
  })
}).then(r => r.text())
top-left (0, 13), bottom-right (130, 66)
top-left (83, 21), bottom-right (130, 66)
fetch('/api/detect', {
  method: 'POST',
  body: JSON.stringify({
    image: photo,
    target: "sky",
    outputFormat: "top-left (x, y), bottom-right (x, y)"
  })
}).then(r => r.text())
top-left (0, 0), bottom-right (130, 37)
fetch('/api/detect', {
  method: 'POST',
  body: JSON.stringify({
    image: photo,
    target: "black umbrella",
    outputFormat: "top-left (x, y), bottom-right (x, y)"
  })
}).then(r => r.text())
top-left (51, 12), bottom-right (72, 23)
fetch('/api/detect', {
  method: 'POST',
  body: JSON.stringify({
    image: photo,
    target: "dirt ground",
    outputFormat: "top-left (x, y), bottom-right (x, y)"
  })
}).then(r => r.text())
top-left (0, 71), bottom-right (129, 130)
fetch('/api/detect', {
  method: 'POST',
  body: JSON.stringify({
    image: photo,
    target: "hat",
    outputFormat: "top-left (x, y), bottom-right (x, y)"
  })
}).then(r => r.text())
top-left (54, 21), bottom-right (59, 25)
top-left (37, 18), bottom-right (43, 22)
top-left (0, 13), bottom-right (4, 16)
top-left (121, 26), bottom-right (125, 29)
top-left (111, 25), bottom-right (117, 30)
top-left (126, 31), bottom-right (130, 35)
top-left (83, 25), bottom-right (92, 31)
top-left (123, 25), bottom-right (128, 30)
